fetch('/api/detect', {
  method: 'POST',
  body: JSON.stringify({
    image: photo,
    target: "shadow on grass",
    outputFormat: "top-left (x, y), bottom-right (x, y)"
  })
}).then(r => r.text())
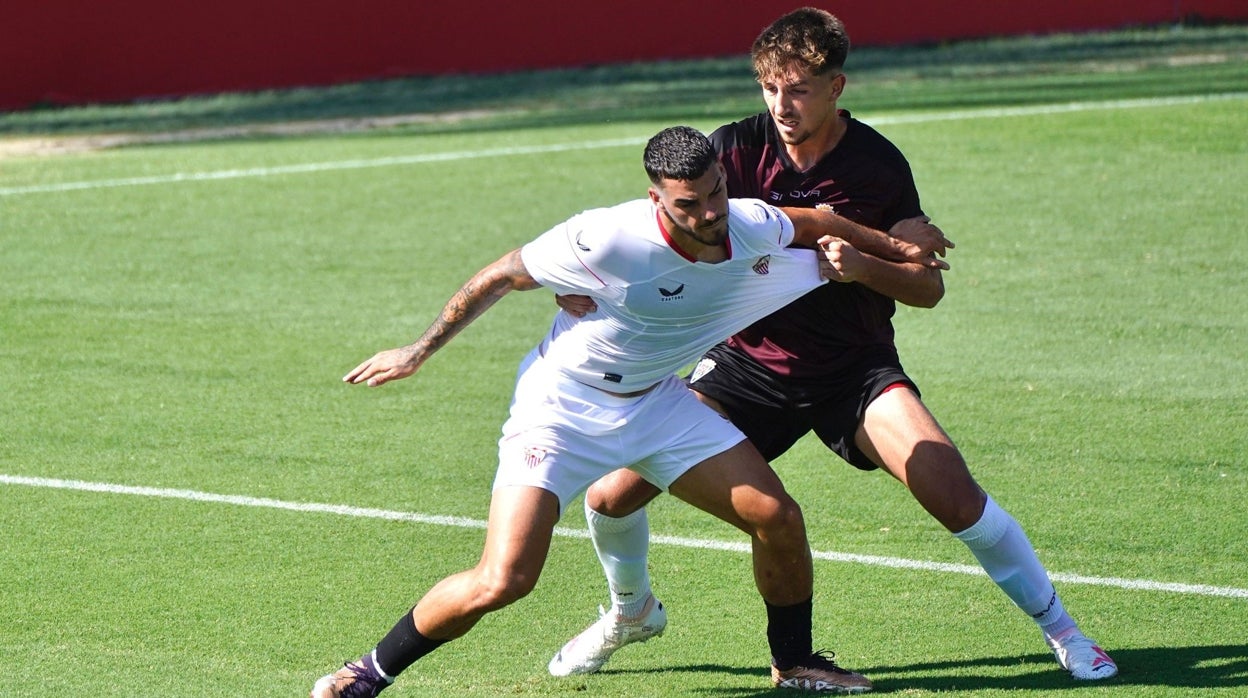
top-left (594, 643), bottom-right (1248, 695)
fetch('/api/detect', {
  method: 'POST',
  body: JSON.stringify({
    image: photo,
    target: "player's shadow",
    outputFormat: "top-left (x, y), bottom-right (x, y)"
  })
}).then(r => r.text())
top-left (601, 643), bottom-right (1248, 695)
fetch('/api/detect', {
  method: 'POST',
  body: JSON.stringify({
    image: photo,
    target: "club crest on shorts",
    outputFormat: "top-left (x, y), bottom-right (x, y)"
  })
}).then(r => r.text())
top-left (524, 446), bottom-right (549, 469)
top-left (752, 255), bottom-right (771, 275)
top-left (689, 357), bottom-right (716, 383)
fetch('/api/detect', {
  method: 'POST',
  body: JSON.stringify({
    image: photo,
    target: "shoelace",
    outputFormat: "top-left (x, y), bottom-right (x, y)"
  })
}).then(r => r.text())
top-left (805, 649), bottom-right (853, 675)
top-left (337, 660), bottom-right (386, 698)
top-left (598, 603), bottom-right (652, 641)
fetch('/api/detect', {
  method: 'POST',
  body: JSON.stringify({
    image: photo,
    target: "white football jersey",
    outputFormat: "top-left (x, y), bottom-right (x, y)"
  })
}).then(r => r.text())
top-left (521, 198), bottom-right (825, 393)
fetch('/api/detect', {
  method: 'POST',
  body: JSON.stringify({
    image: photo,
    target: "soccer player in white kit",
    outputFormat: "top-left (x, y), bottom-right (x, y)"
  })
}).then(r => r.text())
top-left (311, 126), bottom-right (948, 697)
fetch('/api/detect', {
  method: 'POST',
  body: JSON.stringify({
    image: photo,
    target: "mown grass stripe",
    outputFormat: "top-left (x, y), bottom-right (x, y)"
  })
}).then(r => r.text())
top-left (3, 92), bottom-right (1244, 198)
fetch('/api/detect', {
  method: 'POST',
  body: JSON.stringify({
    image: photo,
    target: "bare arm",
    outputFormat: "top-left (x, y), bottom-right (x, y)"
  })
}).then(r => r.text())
top-left (888, 215), bottom-right (955, 257)
top-left (344, 248), bottom-right (541, 387)
top-left (821, 238), bottom-right (945, 308)
top-left (783, 206), bottom-right (951, 269)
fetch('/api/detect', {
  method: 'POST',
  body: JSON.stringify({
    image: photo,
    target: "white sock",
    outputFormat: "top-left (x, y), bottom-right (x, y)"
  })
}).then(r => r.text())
top-left (953, 496), bottom-right (1077, 640)
top-left (584, 497), bottom-right (652, 617)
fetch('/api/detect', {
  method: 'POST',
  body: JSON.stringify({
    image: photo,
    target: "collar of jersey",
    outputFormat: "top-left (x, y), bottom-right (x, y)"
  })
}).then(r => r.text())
top-left (655, 207), bottom-right (732, 264)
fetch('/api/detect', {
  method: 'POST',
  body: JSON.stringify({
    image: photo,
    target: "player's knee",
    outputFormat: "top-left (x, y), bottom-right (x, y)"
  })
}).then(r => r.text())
top-left (752, 494), bottom-right (807, 546)
top-left (584, 479), bottom-right (619, 515)
top-left (586, 471), bottom-right (657, 517)
top-left (471, 566), bottom-right (538, 611)
top-left (945, 487), bottom-right (988, 532)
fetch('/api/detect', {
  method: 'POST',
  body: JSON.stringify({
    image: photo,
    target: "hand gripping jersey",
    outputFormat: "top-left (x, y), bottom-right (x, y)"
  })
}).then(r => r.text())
top-left (520, 198), bottom-right (825, 394)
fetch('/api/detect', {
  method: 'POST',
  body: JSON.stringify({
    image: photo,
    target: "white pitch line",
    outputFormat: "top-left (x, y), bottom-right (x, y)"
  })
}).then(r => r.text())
top-left (3, 473), bottom-right (1246, 600)
top-left (0, 138), bottom-right (646, 197)
top-left (861, 91), bottom-right (1248, 126)
top-left (3, 92), bottom-right (1245, 198)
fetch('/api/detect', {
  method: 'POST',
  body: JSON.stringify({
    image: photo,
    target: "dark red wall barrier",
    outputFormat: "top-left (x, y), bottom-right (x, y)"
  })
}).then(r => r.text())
top-left (4, 1), bottom-right (1245, 110)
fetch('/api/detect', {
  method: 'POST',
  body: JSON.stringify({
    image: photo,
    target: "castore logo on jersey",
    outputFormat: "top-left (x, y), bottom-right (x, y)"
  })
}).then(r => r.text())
top-left (658, 283), bottom-right (685, 300)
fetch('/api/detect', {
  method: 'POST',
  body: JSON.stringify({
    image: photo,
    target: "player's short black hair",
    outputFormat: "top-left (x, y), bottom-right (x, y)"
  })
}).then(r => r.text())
top-left (642, 126), bottom-right (716, 184)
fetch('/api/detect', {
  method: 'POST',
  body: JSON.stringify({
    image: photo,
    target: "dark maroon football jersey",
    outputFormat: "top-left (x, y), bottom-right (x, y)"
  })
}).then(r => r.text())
top-left (709, 111), bottom-right (924, 378)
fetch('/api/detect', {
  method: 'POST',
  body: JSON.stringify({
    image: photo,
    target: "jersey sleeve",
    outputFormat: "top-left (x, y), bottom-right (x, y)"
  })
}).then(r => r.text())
top-left (710, 116), bottom-right (770, 201)
top-left (730, 198), bottom-right (797, 250)
top-left (519, 215), bottom-right (609, 298)
top-left (881, 154), bottom-right (924, 229)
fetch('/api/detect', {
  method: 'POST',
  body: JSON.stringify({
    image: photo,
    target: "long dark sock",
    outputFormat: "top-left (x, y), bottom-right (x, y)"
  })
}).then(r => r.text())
top-left (373, 607), bottom-right (447, 678)
top-left (766, 596), bottom-right (813, 670)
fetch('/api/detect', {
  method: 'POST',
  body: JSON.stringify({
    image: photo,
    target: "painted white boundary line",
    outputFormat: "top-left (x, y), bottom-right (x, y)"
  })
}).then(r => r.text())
top-left (4, 473), bottom-right (1245, 600)
top-left (862, 91), bottom-right (1248, 126)
top-left (0, 138), bottom-right (645, 197)
top-left (3, 92), bottom-right (1245, 198)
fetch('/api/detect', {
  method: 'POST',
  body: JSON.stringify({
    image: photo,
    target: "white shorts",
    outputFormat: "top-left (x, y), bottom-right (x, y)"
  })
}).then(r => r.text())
top-left (494, 350), bottom-right (746, 515)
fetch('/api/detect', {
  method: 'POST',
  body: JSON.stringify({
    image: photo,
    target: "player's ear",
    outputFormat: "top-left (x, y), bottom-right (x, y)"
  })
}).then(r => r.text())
top-left (830, 72), bottom-right (846, 100)
top-left (647, 186), bottom-right (661, 204)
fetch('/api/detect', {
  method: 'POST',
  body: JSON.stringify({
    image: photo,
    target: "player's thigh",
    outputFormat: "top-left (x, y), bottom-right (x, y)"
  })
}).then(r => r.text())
top-left (667, 439), bottom-right (795, 536)
top-left (857, 386), bottom-right (956, 479)
top-left (480, 485), bottom-right (561, 588)
top-left (586, 468), bottom-right (662, 517)
top-left (858, 387), bottom-right (984, 524)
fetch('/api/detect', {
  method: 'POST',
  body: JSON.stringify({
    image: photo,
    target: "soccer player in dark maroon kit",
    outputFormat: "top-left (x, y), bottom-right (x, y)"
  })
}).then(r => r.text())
top-left (549, 7), bottom-right (1118, 688)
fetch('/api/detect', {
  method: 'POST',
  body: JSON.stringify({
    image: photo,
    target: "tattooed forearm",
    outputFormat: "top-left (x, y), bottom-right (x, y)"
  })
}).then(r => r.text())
top-left (407, 249), bottom-right (539, 360)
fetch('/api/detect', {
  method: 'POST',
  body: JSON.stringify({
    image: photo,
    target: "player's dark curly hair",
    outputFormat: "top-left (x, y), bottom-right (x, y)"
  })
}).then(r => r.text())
top-left (751, 7), bottom-right (850, 81)
top-left (643, 125), bottom-right (716, 184)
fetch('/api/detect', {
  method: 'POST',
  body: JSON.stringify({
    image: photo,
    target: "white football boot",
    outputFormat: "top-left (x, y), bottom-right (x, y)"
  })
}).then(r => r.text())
top-left (1048, 631), bottom-right (1118, 680)
top-left (548, 595), bottom-right (667, 676)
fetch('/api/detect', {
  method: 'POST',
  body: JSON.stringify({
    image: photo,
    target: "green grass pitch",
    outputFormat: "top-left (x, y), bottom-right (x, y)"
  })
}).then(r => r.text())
top-left (1, 28), bottom-right (1246, 697)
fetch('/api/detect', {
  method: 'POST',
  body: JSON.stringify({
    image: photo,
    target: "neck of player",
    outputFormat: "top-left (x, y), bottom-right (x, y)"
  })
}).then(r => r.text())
top-left (787, 113), bottom-right (848, 173)
top-left (661, 209), bottom-right (729, 263)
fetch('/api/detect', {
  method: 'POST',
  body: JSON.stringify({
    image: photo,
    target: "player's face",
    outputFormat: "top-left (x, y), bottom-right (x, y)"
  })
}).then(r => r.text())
top-left (651, 163), bottom-right (730, 247)
top-left (760, 66), bottom-right (845, 146)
